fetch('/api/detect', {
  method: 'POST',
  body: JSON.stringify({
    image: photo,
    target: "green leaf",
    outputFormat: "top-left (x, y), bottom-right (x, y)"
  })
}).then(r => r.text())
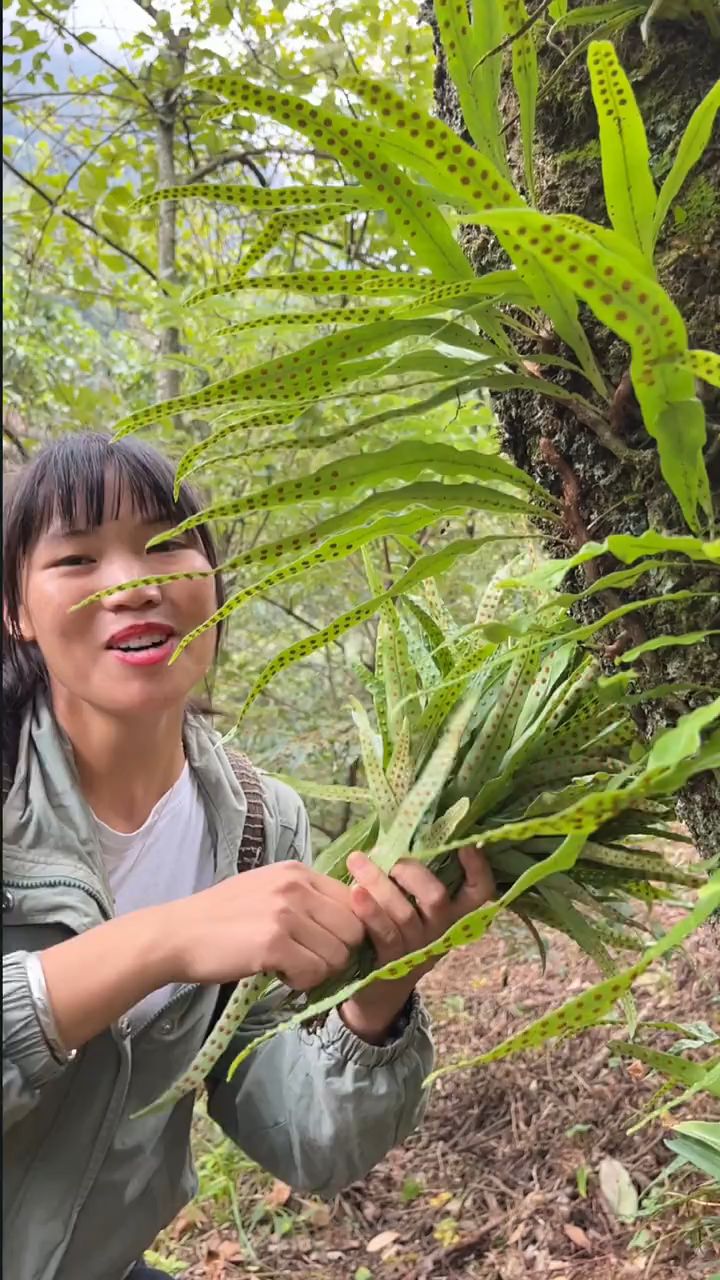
top-left (506, 0), bottom-right (539, 203)
top-left (193, 74), bottom-right (472, 281)
top-left (551, 2), bottom-right (643, 30)
top-left (476, 208), bottom-right (709, 530)
top-left (646, 697), bottom-right (720, 773)
top-left (370, 689), bottom-right (483, 875)
top-left (434, 0), bottom-right (508, 175)
top-left (617, 630), bottom-right (720, 664)
top-left (115, 316), bottom-right (476, 437)
top-left (188, 269), bottom-right (433, 307)
top-left (340, 73), bottom-right (522, 211)
top-left (664, 1128), bottom-right (720, 1182)
top-left (350, 699), bottom-right (398, 828)
top-left (503, 531), bottom-right (720, 591)
top-left (588, 41), bottom-right (656, 258)
top-left (269, 775), bottom-right (372, 806)
top-left (343, 76), bottom-right (605, 393)
top-left (671, 1120), bottom-right (720, 1153)
top-left (689, 348), bottom-right (720, 389)
top-left (612, 1043), bottom-right (720, 1092)
top-left (652, 78), bottom-right (720, 246)
top-left (133, 183), bottom-right (374, 213)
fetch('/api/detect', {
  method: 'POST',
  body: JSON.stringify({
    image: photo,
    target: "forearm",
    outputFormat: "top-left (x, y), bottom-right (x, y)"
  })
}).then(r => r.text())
top-left (40, 907), bottom-right (177, 1051)
top-left (209, 992), bottom-right (434, 1196)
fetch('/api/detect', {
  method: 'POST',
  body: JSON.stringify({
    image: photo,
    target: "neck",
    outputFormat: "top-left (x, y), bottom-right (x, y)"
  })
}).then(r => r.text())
top-left (51, 688), bottom-right (187, 832)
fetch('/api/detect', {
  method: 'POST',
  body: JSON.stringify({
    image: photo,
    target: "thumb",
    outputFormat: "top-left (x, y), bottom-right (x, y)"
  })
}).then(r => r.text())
top-left (454, 845), bottom-right (495, 909)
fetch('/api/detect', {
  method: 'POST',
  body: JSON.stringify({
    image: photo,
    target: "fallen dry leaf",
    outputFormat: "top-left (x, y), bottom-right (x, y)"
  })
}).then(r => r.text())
top-left (306, 1200), bottom-right (331, 1229)
top-left (266, 1179), bottom-right (292, 1208)
top-left (563, 1223), bottom-right (593, 1252)
top-left (367, 1229), bottom-right (400, 1254)
top-left (627, 1060), bottom-right (647, 1082)
top-left (599, 1156), bottom-right (638, 1223)
top-left (168, 1203), bottom-right (207, 1239)
top-left (218, 1240), bottom-right (243, 1261)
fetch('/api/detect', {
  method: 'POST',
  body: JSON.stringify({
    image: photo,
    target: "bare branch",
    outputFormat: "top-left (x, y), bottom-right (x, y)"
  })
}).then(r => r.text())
top-left (23, 114), bottom-right (135, 303)
top-left (3, 158), bottom-right (160, 286)
top-left (186, 149), bottom-right (266, 183)
top-left (26, 0), bottom-right (153, 105)
top-left (185, 147), bottom-right (325, 183)
top-left (3, 414), bottom-right (30, 459)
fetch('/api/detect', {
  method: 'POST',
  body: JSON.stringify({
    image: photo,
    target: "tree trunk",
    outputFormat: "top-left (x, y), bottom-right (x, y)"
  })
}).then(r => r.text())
top-left (426, 10), bottom-right (720, 858)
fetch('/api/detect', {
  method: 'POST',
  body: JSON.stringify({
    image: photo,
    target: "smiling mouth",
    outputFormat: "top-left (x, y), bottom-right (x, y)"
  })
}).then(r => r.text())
top-left (111, 634), bottom-right (173, 653)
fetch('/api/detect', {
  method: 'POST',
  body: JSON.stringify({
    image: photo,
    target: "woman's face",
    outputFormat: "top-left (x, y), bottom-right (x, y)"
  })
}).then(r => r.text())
top-left (16, 484), bottom-right (219, 720)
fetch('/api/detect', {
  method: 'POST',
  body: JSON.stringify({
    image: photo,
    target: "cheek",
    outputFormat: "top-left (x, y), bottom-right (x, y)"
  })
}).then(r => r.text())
top-left (168, 574), bottom-right (219, 626)
top-left (22, 580), bottom-right (79, 650)
top-left (166, 577), bottom-right (222, 671)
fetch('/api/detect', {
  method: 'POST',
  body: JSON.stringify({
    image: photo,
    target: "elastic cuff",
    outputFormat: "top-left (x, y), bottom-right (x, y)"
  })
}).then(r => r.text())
top-left (303, 990), bottom-right (430, 1068)
top-left (3, 952), bottom-right (72, 1090)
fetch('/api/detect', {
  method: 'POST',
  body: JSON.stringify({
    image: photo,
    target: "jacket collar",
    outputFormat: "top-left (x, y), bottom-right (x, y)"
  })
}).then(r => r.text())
top-left (3, 696), bottom-right (247, 893)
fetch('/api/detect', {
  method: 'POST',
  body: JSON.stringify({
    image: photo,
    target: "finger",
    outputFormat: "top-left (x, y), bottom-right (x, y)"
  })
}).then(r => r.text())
top-left (453, 846), bottom-right (496, 916)
top-left (306, 889), bottom-right (366, 950)
top-left (349, 884), bottom-right (406, 964)
top-left (389, 858), bottom-right (454, 929)
top-left (347, 852), bottom-right (424, 945)
top-left (274, 938), bottom-right (334, 992)
top-left (307, 866), bottom-right (362, 908)
top-left (288, 914), bottom-right (353, 975)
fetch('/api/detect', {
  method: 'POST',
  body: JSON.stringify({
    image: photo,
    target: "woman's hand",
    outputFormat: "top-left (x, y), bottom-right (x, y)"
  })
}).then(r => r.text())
top-left (166, 862), bottom-right (366, 992)
top-left (339, 846), bottom-right (495, 1045)
top-left (41, 862), bottom-right (366, 1055)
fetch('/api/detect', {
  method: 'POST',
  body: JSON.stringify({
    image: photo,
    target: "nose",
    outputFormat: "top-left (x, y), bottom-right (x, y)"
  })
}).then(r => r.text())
top-left (99, 556), bottom-right (163, 611)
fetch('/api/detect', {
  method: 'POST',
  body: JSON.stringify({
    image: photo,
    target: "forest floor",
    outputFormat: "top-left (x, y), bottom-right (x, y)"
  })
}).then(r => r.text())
top-left (153, 907), bottom-right (719, 1280)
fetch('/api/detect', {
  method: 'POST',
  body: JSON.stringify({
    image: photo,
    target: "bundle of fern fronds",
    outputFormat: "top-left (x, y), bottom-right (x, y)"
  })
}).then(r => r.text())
top-left (276, 569), bottom-right (713, 1015)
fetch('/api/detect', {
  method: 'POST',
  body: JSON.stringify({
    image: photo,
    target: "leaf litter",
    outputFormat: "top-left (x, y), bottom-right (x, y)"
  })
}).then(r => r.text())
top-left (154, 894), bottom-right (717, 1280)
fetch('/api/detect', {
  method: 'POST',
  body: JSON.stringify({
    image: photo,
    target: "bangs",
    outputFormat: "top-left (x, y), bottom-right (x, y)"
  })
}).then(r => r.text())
top-left (21, 433), bottom-right (191, 538)
top-left (3, 433), bottom-right (221, 628)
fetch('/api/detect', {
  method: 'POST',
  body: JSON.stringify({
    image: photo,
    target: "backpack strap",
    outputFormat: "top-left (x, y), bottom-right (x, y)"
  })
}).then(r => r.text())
top-left (204, 749), bottom-right (266, 1058)
top-left (224, 749), bottom-right (266, 872)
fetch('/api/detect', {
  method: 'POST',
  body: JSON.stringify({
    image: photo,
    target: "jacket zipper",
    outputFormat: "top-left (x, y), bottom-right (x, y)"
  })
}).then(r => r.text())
top-left (3, 875), bottom-right (113, 920)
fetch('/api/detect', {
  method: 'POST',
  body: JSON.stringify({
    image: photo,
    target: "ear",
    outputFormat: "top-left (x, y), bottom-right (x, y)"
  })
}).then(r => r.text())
top-left (14, 602), bottom-right (36, 644)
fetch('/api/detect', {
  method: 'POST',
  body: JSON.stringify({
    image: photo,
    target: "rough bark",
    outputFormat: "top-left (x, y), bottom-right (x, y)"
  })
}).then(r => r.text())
top-left (425, 8), bottom-right (720, 858)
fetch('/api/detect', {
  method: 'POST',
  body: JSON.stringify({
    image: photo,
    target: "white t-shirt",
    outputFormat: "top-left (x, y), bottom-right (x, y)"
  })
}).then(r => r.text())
top-left (93, 763), bottom-right (214, 1027)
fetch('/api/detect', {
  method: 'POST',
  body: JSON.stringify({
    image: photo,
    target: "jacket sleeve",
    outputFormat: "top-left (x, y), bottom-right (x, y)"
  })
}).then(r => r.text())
top-left (3, 951), bottom-right (71, 1132)
top-left (206, 777), bottom-right (435, 1196)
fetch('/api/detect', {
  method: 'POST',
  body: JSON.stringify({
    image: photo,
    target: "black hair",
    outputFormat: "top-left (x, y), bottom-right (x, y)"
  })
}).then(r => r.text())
top-left (2, 432), bottom-right (225, 758)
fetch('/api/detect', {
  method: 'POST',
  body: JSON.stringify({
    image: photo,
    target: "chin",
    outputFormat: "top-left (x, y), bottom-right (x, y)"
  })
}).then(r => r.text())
top-left (105, 680), bottom-right (193, 718)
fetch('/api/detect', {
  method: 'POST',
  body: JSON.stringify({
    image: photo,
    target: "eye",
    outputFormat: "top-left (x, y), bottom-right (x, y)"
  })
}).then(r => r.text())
top-left (52, 554), bottom-right (95, 567)
top-left (147, 537), bottom-right (188, 554)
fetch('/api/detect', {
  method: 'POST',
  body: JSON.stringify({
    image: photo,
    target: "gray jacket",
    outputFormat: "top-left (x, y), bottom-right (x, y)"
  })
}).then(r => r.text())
top-left (3, 698), bottom-right (433, 1280)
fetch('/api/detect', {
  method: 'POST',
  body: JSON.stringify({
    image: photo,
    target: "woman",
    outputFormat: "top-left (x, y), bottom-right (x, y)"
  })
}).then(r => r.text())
top-left (3, 432), bottom-right (493, 1280)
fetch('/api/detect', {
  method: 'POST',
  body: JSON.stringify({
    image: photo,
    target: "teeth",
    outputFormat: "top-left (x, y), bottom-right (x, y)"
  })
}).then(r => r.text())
top-left (115, 634), bottom-right (169, 651)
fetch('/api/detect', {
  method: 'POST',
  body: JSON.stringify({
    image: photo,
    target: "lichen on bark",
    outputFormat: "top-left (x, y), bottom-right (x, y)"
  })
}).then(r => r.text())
top-left (422, 6), bottom-right (719, 859)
